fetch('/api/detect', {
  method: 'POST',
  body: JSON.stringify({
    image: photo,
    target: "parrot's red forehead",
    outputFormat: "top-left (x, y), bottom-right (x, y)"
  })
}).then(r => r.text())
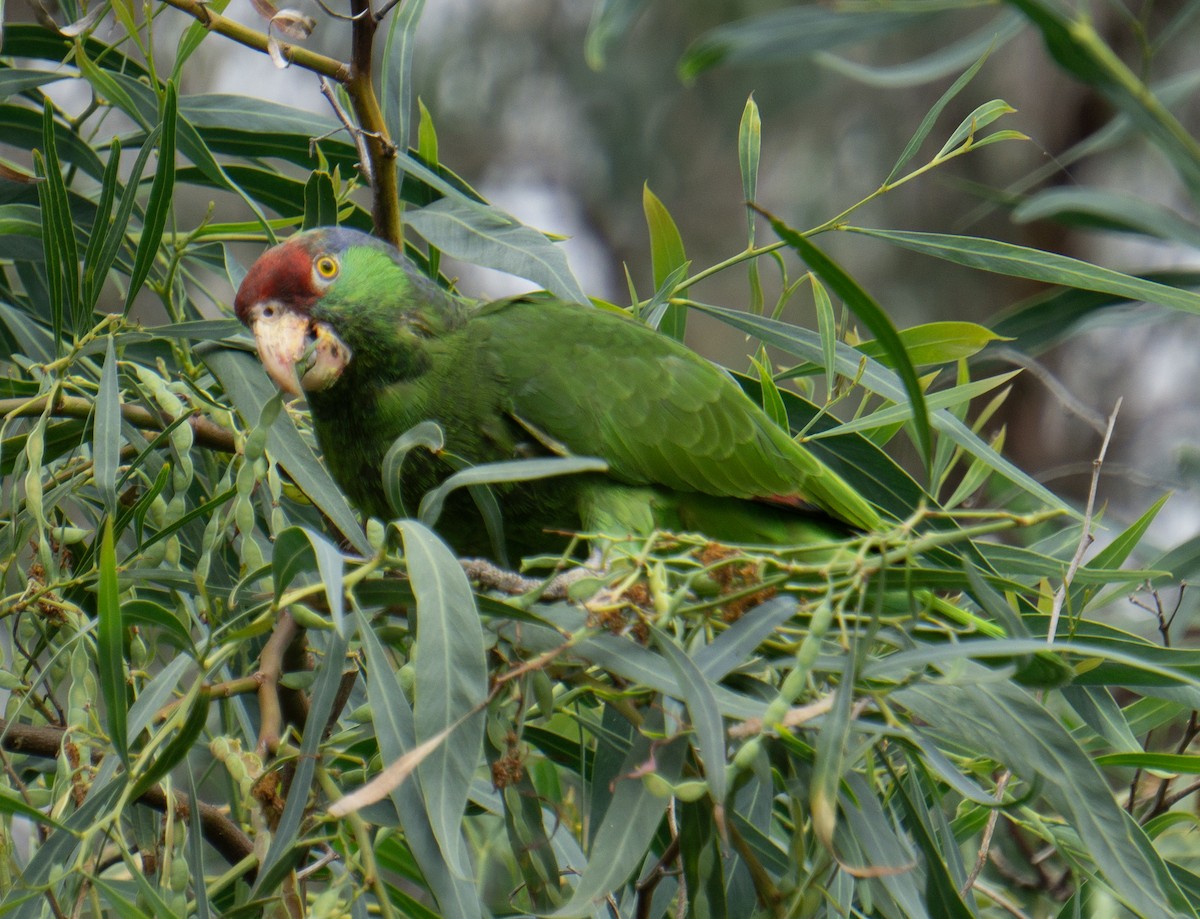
top-left (233, 239), bottom-right (321, 324)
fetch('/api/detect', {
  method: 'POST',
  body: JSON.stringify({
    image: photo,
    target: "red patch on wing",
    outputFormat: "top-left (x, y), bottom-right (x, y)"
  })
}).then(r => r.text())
top-left (233, 239), bottom-right (321, 324)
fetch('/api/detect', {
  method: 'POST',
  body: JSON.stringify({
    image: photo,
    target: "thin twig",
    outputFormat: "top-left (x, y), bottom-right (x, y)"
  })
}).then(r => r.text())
top-left (159, 0), bottom-right (350, 80)
top-left (960, 770), bottom-right (1012, 896)
top-left (1045, 398), bottom-right (1121, 643)
top-left (319, 77), bottom-right (374, 186)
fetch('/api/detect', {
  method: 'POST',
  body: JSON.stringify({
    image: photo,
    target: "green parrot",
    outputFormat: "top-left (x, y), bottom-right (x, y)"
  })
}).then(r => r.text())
top-left (233, 227), bottom-right (881, 560)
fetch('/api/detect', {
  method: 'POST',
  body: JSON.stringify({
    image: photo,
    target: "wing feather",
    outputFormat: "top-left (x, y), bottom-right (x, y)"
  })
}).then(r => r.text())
top-left (476, 300), bottom-right (879, 529)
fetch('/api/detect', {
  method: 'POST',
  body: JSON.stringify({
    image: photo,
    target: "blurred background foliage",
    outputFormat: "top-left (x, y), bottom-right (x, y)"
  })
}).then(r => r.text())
top-left (3, 0), bottom-right (1200, 916)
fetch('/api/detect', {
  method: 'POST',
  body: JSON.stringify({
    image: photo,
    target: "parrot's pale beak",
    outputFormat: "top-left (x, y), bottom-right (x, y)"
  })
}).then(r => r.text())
top-left (248, 301), bottom-right (352, 395)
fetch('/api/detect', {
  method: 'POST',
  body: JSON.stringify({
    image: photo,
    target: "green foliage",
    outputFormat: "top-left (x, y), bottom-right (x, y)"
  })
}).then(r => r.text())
top-left (2, 1), bottom-right (1200, 918)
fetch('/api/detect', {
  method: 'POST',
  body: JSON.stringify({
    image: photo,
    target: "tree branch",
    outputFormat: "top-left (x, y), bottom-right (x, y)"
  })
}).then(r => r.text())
top-left (0, 394), bottom-right (237, 453)
top-left (0, 718), bottom-right (256, 874)
top-left (159, 0), bottom-right (351, 81)
top-left (159, 0), bottom-right (403, 248)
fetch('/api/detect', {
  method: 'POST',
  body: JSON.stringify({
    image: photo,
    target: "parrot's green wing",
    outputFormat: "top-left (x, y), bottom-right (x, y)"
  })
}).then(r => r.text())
top-left (475, 300), bottom-right (881, 531)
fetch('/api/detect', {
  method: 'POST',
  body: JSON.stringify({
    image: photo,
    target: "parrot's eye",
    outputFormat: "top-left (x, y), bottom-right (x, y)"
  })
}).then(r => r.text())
top-left (315, 255), bottom-right (339, 281)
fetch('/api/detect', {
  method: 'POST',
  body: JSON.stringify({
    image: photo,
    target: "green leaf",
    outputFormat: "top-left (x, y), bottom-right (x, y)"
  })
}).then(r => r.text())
top-left (173, 0), bottom-right (231, 75)
top-left (585, 0), bottom-right (649, 70)
top-left (94, 336), bottom-right (120, 517)
top-left (811, 277), bottom-right (837, 399)
top-left (86, 129), bottom-right (160, 314)
top-left (854, 320), bottom-right (1007, 367)
top-left (643, 183), bottom-right (688, 340)
top-left (273, 526), bottom-right (347, 634)
top-left (551, 711), bottom-right (687, 916)
top-left (129, 683), bottom-right (210, 799)
top-left (124, 82), bottom-right (177, 315)
top-left (897, 672), bottom-right (1197, 919)
top-left (400, 521), bottom-right (487, 879)
top-left (97, 517), bottom-right (128, 765)
top-left (851, 226), bottom-right (1200, 314)
top-left (767, 220), bottom-right (934, 478)
top-left (406, 197), bottom-right (586, 303)
top-left (1006, 0), bottom-right (1200, 196)
top-left (417, 456), bottom-right (608, 528)
top-left (416, 98), bottom-right (439, 163)
top-left (738, 94), bottom-right (760, 242)
top-left (936, 98), bottom-right (1017, 158)
top-left (380, 0), bottom-right (425, 151)
top-left (679, 8), bottom-right (926, 81)
top-left (819, 10), bottom-right (1022, 90)
top-left (302, 170), bottom-right (338, 230)
top-left (355, 609), bottom-right (483, 918)
top-left (1014, 187), bottom-right (1200, 248)
top-left (889, 48), bottom-right (994, 182)
top-left (651, 626), bottom-right (727, 801)
top-left (34, 99), bottom-right (78, 346)
top-left (697, 305), bottom-right (1065, 512)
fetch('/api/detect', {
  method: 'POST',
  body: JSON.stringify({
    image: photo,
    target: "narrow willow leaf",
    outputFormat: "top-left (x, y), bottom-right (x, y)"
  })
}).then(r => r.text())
top-left (302, 170), bottom-right (338, 230)
top-left (74, 39), bottom-right (151, 130)
top-left (35, 100), bottom-right (78, 346)
top-left (679, 8), bottom-right (924, 81)
top-left (811, 277), bottom-right (837, 399)
top-left (401, 521), bottom-right (486, 879)
top-left (854, 320), bottom-right (1006, 367)
top-left (0, 784), bottom-right (68, 833)
top-left (273, 526), bottom-right (347, 634)
top-left (738, 94), bottom-right (760, 242)
top-left (406, 197), bottom-right (586, 303)
top-left (818, 10), bottom-right (1022, 89)
top-left (94, 336), bottom-right (120, 516)
top-left (416, 98), bottom-right (438, 163)
top-left (851, 226), bottom-right (1200, 315)
top-left (751, 351), bottom-right (788, 432)
top-left (1006, 0), bottom-right (1200, 196)
top-left (651, 627), bottom-right (727, 801)
top-left (88, 127), bottom-right (160, 313)
top-left (769, 219), bottom-right (933, 476)
top-left (355, 609), bottom-right (483, 918)
top-left (380, 0), bottom-right (425, 150)
top-left (693, 596), bottom-right (797, 680)
top-left (897, 671), bottom-right (1196, 918)
top-left (97, 517), bottom-right (129, 764)
top-left (584, 0), bottom-right (649, 70)
top-left (551, 712), bottom-right (687, 916)
top-left (81, 137), bottom-right (120, 309)
top-left (936, 98), bottom-right (1016, 157)
top-left (417, 456), bottom-right (607, 528)
top-left (1014, 187), bottom-right (1200, 248)
top-left (643, 183), bottom-right (688, 340)
top-left (829, 370), bottom-right (1019, 436)
top-left (129, 683), bottom-right (210, 798)
top-left (887, 42), bottom-right (994, 182)
top-left (124, 82), bottom-right (177, 315)
top-left (174, 0), bottom-right (232, 76)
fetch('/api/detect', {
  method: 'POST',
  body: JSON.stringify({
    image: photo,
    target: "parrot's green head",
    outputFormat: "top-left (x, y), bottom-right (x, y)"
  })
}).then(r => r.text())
top-left (234, 227), bottom-right (459, 395)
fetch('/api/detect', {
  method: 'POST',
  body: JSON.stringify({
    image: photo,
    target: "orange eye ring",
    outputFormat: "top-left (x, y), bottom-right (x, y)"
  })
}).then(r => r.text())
top-left (315, 255), bottom-right (339, 280)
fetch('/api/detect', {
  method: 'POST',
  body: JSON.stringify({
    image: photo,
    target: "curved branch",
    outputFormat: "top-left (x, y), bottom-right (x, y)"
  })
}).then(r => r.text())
top-left (159, 0), bottom-right (351, 81)
top-left (0, 394), bottom-right (237, 453)
top-left (0, 718), bottom-right (255, 874)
